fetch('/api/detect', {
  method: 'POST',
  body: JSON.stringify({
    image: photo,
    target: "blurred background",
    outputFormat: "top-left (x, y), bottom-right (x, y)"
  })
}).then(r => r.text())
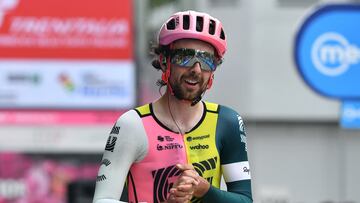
top-left (0, 0), bottom-right (359, 203)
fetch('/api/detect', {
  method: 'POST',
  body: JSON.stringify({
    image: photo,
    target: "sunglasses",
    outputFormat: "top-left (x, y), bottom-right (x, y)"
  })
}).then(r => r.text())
top-left (169, 48), bottom-right (222, 72)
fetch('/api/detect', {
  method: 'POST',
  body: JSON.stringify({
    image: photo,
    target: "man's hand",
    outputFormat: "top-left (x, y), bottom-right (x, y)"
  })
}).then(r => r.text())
top-left (172, 163), bottom-right (211, 199)
top-left (166, 163), bottom-right (200, 203)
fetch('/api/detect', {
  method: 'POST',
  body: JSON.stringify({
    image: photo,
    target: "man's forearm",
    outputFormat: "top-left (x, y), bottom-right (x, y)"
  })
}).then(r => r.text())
top-left (201, 186), bottom-right (253, 203)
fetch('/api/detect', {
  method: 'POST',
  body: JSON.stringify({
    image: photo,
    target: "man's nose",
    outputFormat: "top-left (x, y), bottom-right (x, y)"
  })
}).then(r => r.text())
top-left (190, 61), bottom-right (202, 73)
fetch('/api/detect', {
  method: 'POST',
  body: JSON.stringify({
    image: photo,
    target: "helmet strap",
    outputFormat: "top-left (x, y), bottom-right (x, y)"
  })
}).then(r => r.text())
top-left (161, 56), bottom-right (175, 96)
top-left (160, 44), bottom-right (175, 96)
top-left (161, 56), bottom-right (171, 84)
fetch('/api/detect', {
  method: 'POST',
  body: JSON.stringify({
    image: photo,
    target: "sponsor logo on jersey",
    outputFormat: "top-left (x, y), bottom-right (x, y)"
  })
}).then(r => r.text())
top-left (241, 134), bottom-right (247, 152)
top-left (156, 143), bottom-right (183, 151)
top-left (223, 161), bottom-right (251, 181)
top-left (237, 115), bottom-right (246, 134)
top-left (243, 166), bottom-right (250, 175)
top-left (100, 159), bottom-right (111, 167)
top-left (97, 159), bottom-right (111, 183)
top-left (157, 135), bottom-right (174, 142)
top-left (152, 165), bottom-right (182, 203)
top-left (237, 115), bottom-right (248, 151)
top-left (186, 134), bottom-right (210, 142)
top-left (157, 135), bottom-right (164, 142)
top-left (110, 125), bottom-right (120, 135)
top-left (151, 157), bottom-right (218, 203)
top-left (105, 136), bottom-right (117, 152)
top-left (192, 156), bottom-right (217, 177)
top-left (96, 175), bottom-right (106, 182)
top-left (190, 157), bottom-right (218, 202)
top-left (189, 144), bottom-right (209, 150)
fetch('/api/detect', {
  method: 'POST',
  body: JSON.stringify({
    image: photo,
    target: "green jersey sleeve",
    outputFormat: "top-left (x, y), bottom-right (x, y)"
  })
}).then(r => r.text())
top-left (202, 105), bottom-right (252, 203)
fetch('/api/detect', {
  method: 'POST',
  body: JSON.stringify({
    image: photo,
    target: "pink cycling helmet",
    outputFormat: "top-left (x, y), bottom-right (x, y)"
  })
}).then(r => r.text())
top-left (158, 10), bottom-right (227, 58)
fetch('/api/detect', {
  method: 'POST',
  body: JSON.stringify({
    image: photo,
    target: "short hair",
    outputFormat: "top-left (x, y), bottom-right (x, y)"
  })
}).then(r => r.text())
top-left (149, 42), bottom-right (170, 86)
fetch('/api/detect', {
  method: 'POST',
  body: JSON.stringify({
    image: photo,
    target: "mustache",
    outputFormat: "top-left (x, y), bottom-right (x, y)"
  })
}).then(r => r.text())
top-left (181, 72), bottom-right (201, 81)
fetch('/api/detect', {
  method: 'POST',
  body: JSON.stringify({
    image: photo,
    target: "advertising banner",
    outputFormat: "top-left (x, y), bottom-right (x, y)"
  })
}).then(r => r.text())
top-left (341, 101), bottom-right (360, 129)
top-left (294, 4), bottom-right (360, 128)
top-left (0, 0), bottom-right (133, 59)
top-left (0, 0), bottom-right (135, 125)
top-left (294, 4), bottom-right (360, 99)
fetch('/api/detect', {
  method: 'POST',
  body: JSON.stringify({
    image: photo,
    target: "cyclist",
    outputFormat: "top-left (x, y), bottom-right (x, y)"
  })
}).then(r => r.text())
top-left (93, 10), bottom-right (252, 203)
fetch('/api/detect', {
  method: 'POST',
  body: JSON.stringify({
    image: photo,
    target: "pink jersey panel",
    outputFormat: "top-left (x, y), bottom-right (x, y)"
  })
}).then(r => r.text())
top-left (128, 115), bottom-right (187, 203)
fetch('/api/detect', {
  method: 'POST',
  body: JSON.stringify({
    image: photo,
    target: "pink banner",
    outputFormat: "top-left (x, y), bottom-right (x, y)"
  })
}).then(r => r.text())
top-left (0, 153), bottom-right (98, 203)
top-left (0, 111), bottom-right (123, 125)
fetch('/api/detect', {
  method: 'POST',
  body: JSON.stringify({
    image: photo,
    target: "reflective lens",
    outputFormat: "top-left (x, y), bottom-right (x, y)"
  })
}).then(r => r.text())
top-left (169, 48), bottom-right (221, 71)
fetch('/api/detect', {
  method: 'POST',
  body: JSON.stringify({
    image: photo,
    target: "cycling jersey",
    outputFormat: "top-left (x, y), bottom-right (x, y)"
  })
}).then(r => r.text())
top-left (93, 101), bottom-right (252, 203)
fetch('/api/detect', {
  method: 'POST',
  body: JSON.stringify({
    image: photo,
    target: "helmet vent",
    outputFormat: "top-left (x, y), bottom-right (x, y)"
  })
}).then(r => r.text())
top-left (196, 16), bottom-right (204, 32)
top-left (220, 28), bottom-right (225, 40)
top-left (183, 15), bottom-right (190, 30)
top-left (209, 19), bottom-right (216, 35)
top-left (158, 11), bottom-right (227, 57)
top-left (166, 18), bottom-right (176, 30)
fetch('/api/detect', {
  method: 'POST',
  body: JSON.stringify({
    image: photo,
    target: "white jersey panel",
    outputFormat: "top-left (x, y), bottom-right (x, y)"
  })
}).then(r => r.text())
top-left (222, 161), bottom-right (251, 182)
top-left (93, 110), bottom-right (148, 203)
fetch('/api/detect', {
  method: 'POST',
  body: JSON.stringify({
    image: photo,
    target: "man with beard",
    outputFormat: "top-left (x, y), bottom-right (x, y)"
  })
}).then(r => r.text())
top-left (93, 10), bottom-right (253, 203)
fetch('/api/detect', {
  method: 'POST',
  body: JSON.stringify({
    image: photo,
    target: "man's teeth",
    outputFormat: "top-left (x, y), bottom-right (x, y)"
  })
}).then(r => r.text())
top-left (185, 79), bottom-right (198, 84)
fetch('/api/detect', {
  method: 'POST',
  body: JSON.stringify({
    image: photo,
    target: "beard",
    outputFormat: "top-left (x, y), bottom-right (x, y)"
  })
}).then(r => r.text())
top-left (170, 72), bottom-right (207, 101)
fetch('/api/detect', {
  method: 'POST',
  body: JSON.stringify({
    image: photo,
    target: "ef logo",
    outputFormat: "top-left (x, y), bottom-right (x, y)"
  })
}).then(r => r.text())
top-left (311, 32), bottom-right (360, 76)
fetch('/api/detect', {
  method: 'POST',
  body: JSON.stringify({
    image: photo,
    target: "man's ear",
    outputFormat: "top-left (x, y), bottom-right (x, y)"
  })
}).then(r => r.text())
top-left (207, 74), bottom-right (214, 89)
